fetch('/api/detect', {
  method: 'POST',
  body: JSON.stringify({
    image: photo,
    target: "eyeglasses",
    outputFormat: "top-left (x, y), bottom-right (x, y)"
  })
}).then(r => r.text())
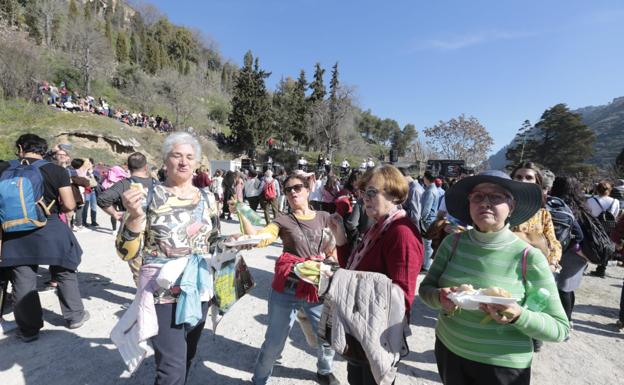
top-left (360, 188), bottom-right (380, 199)
top-left (284, 184), bottom-right (304, 194)
top-left (468, 191), bottom-right (513, 205)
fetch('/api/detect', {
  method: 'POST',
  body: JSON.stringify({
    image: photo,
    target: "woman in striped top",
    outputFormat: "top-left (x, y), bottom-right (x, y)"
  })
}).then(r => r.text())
top-left (419, 170), bottom-right (569, 385)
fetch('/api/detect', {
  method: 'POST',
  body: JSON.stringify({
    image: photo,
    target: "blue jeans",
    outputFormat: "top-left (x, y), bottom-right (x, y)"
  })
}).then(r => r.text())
top-left (423, 239), bottom-right (433, 270)
top-left (82, 191), bottom-right (97, 225)
top-left (252, 288), bottom-right (335, 385)
top-left (619, 279), bottom-right (624, 322)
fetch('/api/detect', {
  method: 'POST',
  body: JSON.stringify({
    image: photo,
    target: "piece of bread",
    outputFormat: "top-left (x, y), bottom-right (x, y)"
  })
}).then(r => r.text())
top-left (481, 287), bottom-right (512, 298)
top-left (457, 284), bottom-right (477, 294)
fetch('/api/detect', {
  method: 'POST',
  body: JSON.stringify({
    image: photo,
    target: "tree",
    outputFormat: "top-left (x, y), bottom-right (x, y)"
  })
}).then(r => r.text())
top-left (0, 0), bottom-right (20, 26)
top-left (129, 32), bottom-right (142, 64)
top-left (25, 0), bottom-right (66, 47)
top-left (616, 148), bottom-right (624, 175)
top-left (424, 114), bottom-right (494, 166)
top-left (391, 123), bottom-right (417, 157)
top-left (65, 14), bottom-right (114, 95)
top-left (308, 62), bottom-right (326, 103)
top-left (157, 68), bottom-right (198, 128)
top-left (505, 120), bottom-right (539, 165)
top-left (531, 104), bottom-right (595, 174)
top-left (144, 36), bottom-right (161, 74)
top-left (228, 50), bottom-right (272, 156)
top-left (115, 31), bottom-right (129, 63)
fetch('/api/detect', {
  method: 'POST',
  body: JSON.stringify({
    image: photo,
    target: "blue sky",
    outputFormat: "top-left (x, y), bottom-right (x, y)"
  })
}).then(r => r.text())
top-left (147, 0), bottom-right (624, 154)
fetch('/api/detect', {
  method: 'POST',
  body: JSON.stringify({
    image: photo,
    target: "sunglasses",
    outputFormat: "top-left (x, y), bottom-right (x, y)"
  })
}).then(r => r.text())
top-left (468, 191), bottom-right (513, 205)
top-left (284, 184), bottom-right (305, 194)
top-left (360, 188), bottom-right (380, 199)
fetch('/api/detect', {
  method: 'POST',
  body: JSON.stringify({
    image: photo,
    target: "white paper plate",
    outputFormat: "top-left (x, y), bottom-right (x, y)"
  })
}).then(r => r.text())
top-left (448, 291), bottom-right (517, 310)
top-left (293, 262), bottom-right (321, 286)
top-left (222, 234), bottom-right (270, 248)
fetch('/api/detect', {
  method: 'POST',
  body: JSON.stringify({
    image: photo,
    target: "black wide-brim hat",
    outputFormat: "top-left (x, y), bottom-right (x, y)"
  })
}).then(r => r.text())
top-left (446, 170), bottom-right (543, 227)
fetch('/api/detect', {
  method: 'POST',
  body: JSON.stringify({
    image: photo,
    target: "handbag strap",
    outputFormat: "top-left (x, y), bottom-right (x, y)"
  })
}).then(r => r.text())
top-left (521, 246), bottom-right (530, 283)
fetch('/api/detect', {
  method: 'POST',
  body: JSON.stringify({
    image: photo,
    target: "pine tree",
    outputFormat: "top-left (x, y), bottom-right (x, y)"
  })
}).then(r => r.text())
top-left (228, 51), bottom-right (272, 156)
top-left (308, 62), bottom-right (326, 102)
top-left (115, 31), bottom-right (129, 62)
top-left (532, 104), bottom-right (595, 174)
top-left (616, 147), bottom-right (624, 175)
top-left (104, 19), bottom-right (113, 46)
top-left (505, 120), bottom-right (539, 165)
top-left (129, 32), bottom-right (141, 64)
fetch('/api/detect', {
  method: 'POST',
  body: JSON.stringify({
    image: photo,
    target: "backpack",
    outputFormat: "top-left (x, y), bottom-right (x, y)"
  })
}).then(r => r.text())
top-left (546, 196), bottom-right (575, 252)
top-left (593, 197), bottom-right (618, 235)
top-left (0, 159), bottom-right (53, 232)
top-left (578, 209), bottom-right (615, 265)
top-left (264, 179), bottom-right (277, 200)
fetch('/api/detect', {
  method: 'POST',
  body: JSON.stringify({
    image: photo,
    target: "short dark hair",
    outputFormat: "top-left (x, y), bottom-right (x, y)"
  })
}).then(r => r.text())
top-left (16, 134), bottom-right (48, 156)
top-left (127, 152), bottom-right (147, 172)
top-left (71, 158), bottom-right (84, 169)
top-left (423, 171), bottom-right (435, 182)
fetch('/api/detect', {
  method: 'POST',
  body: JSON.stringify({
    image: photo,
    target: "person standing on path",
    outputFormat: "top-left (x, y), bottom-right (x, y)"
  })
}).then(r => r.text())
top-left (230, 173), bottom-right (347, 385)
top-left (116, 132), bottom-right (220, 385)
top-left (0, 134), bottom-right (89, 342)
top-left (97, 152), bottom-right (158, 285)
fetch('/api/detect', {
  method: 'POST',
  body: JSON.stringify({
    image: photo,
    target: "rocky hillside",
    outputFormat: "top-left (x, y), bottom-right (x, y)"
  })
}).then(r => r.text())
top-left (488, 97), bottom-right (624, 171)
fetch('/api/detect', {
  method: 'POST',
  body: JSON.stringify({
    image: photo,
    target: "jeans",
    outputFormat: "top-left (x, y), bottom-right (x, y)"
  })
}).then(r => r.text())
top-left (423, 239), bottom-right (433, 270)
top-left (252, 288), bottom-right (335, 385)
top-left (81, 192), bottom-right (97, 225)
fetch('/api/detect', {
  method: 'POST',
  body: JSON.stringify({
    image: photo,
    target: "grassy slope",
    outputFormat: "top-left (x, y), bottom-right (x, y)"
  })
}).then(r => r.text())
top-left (0, 99), bottom-right (223, 166)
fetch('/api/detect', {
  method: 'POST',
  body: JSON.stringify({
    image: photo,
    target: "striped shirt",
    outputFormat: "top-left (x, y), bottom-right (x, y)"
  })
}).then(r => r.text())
top-left (419, 226), bottom-right (569, 369)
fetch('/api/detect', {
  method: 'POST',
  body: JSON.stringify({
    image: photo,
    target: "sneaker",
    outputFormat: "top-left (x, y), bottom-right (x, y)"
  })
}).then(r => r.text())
top-left (16, 330), bottom-right (39, 343)
top-left (317, 372), bottom-right (341, 385)
top-left (67, 311), bottom-right (90, 330)
top-left (91, 222), bottom-right (100, 227)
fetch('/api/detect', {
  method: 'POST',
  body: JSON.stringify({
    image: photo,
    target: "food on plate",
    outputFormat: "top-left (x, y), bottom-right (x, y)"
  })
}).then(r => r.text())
top-left (481, 287), bottom-right (512, 298)
top-left (456, 284), bottom-right (477, 294)
top-left (294, 260), bottom-right (321, 284)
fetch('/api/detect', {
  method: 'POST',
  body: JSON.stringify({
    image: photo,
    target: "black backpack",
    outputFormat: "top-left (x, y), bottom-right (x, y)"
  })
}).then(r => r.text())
top-left (578, 209), bottom-right (615, 265)
top-left (593, 197), bottom-right (618, 235)
top-left (546, 196), bottom-right (575, 252)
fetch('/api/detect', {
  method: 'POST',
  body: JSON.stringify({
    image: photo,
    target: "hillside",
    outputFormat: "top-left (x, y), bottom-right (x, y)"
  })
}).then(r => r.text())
top-left (0, 99), bottom-right (222, 165)
top-left (488, 97), bottom-right (624, 171)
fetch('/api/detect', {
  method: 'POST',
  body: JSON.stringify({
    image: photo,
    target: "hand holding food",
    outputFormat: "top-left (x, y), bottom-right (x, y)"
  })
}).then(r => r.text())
top-left (294, 260), bottom-right (321, 285)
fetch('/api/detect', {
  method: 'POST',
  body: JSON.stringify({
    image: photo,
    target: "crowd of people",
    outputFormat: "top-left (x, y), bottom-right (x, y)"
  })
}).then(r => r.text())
top-left (1, 132), bottom-right (624, 385)
top-left (38, 80), bottom-right (176, 132)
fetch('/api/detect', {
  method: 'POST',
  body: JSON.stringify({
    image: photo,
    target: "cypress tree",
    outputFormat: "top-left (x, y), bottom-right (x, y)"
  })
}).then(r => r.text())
top-left (116, 31), bottom-right (129, 62)
top-left (308, 62), bottom-right (326, 102)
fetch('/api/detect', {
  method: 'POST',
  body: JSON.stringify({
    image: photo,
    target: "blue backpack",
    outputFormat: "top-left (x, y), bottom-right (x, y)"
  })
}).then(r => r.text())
top-left (0, 159), bottom-right (52, 232)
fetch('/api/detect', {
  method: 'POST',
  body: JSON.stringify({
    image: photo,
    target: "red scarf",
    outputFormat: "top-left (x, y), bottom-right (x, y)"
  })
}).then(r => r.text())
top-left (346, 205), bottom-right (406, 269)
top-left (272, 252), bottom-right (322, 302)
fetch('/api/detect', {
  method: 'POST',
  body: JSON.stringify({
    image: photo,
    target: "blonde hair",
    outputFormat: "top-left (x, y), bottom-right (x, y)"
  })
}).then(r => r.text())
top-left (357, 165), bottom-right (408, 204)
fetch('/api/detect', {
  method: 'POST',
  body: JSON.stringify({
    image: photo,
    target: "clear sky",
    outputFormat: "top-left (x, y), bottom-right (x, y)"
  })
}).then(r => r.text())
top-left (146, 0), bottom-right (624, 154)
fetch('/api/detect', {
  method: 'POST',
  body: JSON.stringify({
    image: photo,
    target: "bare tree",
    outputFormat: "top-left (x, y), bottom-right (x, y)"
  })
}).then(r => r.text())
top-left (0, 26), bottom-right (46, 99)
top-left (157, 68), bottom-right (200, 128)
top-left (308, 85), bottom-right (356, 159)
top-left (424, 114), bottom-right (494, 166)
top-left (66, 15), bottom-right (114, 95)
top-left (27, 0), bottom-right (66, 48)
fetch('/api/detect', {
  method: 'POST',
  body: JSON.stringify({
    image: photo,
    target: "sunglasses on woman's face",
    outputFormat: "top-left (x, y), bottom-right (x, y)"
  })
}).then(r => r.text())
top-left (284, 184), bottom-right (305, 194)
top-left (468, 191), bottom-right (513, 205)
top-left (360, 188), bottom-right (380, 199)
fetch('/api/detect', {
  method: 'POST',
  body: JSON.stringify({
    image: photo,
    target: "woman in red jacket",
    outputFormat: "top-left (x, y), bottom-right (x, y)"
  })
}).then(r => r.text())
top-left (342, 165), bottom-right (424, 384)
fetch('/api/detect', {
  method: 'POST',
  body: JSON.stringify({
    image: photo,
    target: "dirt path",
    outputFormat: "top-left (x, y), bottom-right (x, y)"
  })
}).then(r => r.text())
top-left (1, 214), bottom-right (623, 385)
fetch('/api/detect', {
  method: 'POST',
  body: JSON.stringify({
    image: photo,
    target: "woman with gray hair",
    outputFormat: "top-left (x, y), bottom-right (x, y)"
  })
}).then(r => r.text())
top-left (115, 132), bottom-right (220, 385)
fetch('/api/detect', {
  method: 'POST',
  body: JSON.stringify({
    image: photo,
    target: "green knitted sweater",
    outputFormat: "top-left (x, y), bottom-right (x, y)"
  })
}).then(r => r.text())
top-left (419, 226), bottom-right (569, 369)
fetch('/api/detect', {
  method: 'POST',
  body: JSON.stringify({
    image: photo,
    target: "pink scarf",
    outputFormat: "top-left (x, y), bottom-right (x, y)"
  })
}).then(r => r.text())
top-left (346, 205), bottom-right (406, 269)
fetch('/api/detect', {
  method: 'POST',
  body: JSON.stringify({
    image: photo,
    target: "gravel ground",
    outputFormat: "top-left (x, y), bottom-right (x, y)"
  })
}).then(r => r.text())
top-left (1, 213), bottom-right (623, 385)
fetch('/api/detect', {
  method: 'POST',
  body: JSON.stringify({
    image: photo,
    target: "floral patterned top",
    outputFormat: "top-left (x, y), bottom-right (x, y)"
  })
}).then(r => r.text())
top-left (511, 208), bottom-right (562, 265)
top-left (116, 185), bottom-right (220, 301)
